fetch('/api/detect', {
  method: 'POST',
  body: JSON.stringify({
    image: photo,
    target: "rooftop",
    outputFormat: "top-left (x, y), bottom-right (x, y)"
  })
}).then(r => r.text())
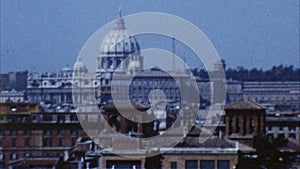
top-left (225, 99), bottom-right (265, 110)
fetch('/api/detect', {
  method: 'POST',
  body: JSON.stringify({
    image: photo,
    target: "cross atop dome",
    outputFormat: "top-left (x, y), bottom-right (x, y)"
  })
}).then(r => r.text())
top-left (118, 7), bottom-right (122, 18)
top-left (115, 7), bottom-right (125, 29)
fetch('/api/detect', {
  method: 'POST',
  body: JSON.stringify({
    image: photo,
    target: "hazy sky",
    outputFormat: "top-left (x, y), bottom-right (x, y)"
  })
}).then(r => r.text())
top-left (1, 0), bottom-right (299, 73)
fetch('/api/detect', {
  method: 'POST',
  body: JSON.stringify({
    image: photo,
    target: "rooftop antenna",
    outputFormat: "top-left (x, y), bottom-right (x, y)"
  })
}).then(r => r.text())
top-left (0, 44), bottom-right (1, 74)
top-left (172, 37), bottom-right (175, 71)
top-left (183, 53), bottom-right (186, 72)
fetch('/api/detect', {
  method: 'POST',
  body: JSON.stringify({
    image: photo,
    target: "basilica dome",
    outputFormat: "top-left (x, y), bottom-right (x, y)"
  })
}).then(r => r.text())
top-left (99, 18), bottom-right (140, 55)
top-left (97, 15), bottom-right (143, 74)
top-left (74, 58), bottom-right (88, 73)
top-left (61, 66), bottom-right (73, 73)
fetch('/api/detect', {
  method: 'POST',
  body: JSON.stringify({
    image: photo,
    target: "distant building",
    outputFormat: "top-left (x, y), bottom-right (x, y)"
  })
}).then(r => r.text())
top-left (26, 67), bottom-right (74, 105)
top-left (100, 101), bottom-right (152, 137)
top-left (95, 14), bottom-right (142, 104)
top-left (227, 81), bottom-right (300, 109)
top-left (0, 71), bottom-right (27, 104)
top-left (96, 137), bottom-right (245, 169)
top-left (0, 90), bottom-right (24, 103)
top-left (224, 99), bottom-right (266, 144)
top-left (56, 136), bottom-right (249, 169)
top-left (265, 111), bottom-right (300, 143)
top-left (0, 102), bottom-right (87, 168)
top-left (161, 137), bottom-right (251, 169)
top-left (26, 59), bottom-right (96, 108)
top-left (198, 80), bottom-right (300, 109)
top-left (2, 9), bottom-right (300, 169)
top-left (0, 74), bottom-right (9, 91)
top-left (0, 71), bottom-right (27, 92)
top-left (7, 71), bottom-right (28, 91)
top-left (7, 157), bottom-right (60, 169)
top-left (224, 100), bottom-right (300, 169)
top-left (22, 12), bottom-right (300, 112)
top-left (109, 68), bottom-right (189, 105)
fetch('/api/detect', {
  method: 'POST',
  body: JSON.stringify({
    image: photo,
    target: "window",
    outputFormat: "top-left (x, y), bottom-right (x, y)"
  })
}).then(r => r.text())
top-left (171, 162), bottom-right (177, 169)
top-left (43, 138), bottom-right (52, 147)
top-left (185, 160), bottom-right (197, 169)
top-left (24, 153), bottom-right (31, 157)
top-left (200, 160), bottom-right (215, 169)
top-left (279, 127), bottom-right (284, 131)
top-left (0, 153), bottom-right (4, 160)
top-left (44, 130), bottom-right (52, 135)
top-left (278, 133), bottom-right (285, 138)
top-left (107, 160), bottom-right (141, 169)
top-left (289, 133), bottom-right (296, 139)
top-left (11, 130), bottom-right (17, 135)
top-left (289, 126), bottom-right (296, 131)
top-left (23, 130), bottom-right (30, 135)
top-left (11, 138), bottom-right (16, 147)
top-left (58, 138), bottom-right (63, 147)
top-left (10, 153), bottom-right (18, 160)
top-left (57, 115), bottom-right (65, 123)
top-left (57, 129), bottom-right (64, 135)
top-left (267, 133), bottom-right (274, 139)
top-left (71, 129), bottom-right (78, 135)
top-left (24, 138), bottom-right (30, 147)
top-left (10, 106), bottom-right (17, 112)
top-left (70, 115), bottom-right (78, 122)
top-left (72, 138), bottom-right (77, 145)
top-left (218, 160), bottom-right (230, 169)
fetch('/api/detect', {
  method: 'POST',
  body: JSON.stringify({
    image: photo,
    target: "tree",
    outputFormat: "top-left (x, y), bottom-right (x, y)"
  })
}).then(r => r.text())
top-left (236, 135), bottom-right (294, 169)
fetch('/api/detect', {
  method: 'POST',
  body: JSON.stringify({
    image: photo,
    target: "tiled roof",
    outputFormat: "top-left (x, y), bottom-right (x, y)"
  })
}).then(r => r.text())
top-left (199, 137), bottom-right (235, 148)
top-left (178, 137), bottom-right (235, 148)
top-left (102, 100), bottom-right (150, 111)
top-left (8, 157), bottom-right (59, 166)
top-left (225, 99), bottom-right (265, 110)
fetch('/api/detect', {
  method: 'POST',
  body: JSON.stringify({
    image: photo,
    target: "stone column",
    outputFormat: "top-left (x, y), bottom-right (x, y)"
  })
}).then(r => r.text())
top-left (137, 116), bottom-right (143, 134)
top-left (239, 116), bottom-right (245, 136)
top-left (225, 116), bottom-right (231, 136)
top-left (232, 116), bottom-right (237, 133)
top-left (246, 116), bottom-right (251, 135)
top-left (120, 116), bottom-right (128, 133)
top-left (64, 93), bottom-right (68, 104)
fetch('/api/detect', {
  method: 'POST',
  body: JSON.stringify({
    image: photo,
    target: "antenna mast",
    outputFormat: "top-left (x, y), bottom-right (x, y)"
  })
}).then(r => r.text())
top-left (172, 38), bottom-right (175, 71)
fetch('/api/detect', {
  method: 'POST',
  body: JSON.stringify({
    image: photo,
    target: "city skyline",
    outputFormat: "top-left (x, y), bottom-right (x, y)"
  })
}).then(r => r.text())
top-left (0, 2), bottom-right (300, 168)
top-left (1, 0), bottom-right (299, 73)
